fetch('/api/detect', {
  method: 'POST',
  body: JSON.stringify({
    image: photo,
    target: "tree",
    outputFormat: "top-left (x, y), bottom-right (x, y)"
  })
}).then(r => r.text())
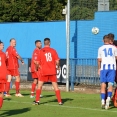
top-left (0, 0), bottom-right (67, 22)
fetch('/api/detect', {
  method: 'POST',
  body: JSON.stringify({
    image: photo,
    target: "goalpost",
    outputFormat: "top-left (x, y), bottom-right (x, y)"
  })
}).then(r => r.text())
top-left (66, 0), bottom-right (70, 92)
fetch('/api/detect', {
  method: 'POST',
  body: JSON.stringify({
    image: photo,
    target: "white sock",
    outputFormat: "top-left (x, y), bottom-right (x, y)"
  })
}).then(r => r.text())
top-left (101, 99), bottom-right (105, 104)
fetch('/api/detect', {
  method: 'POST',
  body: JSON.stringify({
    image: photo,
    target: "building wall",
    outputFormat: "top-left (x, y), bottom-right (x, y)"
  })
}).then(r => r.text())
top-left (0, 21), bottom-right (66, 58)
top-left (71, 11), bottom-right (117, 58)
top-left (0, 11), bottom-right (117, 59)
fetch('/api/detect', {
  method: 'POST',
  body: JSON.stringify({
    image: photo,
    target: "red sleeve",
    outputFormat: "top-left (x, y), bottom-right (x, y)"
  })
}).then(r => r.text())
top-left (12, 48), bottom-right (19, 57)
top-left (37, 50), bottom-right (41, 63)
top-left (32, 50), bottom-right (38, 61)
top-left (54, 50), bottom-right (60, 61)
top-left (31, 49), bottom-right (39, 72)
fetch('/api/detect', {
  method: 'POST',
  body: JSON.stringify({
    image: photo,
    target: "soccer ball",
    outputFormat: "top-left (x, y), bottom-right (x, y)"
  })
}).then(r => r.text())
top-left (92, 27), bottom-right (99, 35)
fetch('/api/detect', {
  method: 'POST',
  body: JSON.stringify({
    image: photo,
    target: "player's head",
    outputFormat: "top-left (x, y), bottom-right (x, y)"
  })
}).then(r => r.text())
top-left (0, 40), bottom-right (4, 50)
top-left (103, 35), bottom-right (110, 44)
top-left (113, 40), bottom-right (117, 47)
top-left (10, 38), bottom-right (16, 47)
top-left (44, 38), bottom-right (50, 46)
top-left (35, 40), bottom-right (42, 49)
top-left (108, 33), bottom-right (114, 44)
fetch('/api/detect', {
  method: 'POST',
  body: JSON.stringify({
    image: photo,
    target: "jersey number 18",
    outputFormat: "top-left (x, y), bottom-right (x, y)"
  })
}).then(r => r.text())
top-left (45, 53), bottom-right (52, 62)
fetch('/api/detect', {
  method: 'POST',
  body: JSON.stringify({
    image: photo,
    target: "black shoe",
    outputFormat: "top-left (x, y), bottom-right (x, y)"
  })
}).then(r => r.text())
top-left (59, 102), bottom-right (63, 105)
top-left (33, 101), bottom-right (40, 105)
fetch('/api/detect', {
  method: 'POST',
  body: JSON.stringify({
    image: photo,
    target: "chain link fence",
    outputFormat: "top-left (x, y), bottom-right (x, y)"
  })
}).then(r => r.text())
top-left (70, 0), bottom-right (117, 87)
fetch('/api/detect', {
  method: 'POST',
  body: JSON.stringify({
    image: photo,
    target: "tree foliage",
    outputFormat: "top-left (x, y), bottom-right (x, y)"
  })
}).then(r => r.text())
top-left (70, 0), bottom-right (117, 20)
top-left (0, 0), bottom-right (117, 22)
top-left (0, 0), bottom-right (67, 22)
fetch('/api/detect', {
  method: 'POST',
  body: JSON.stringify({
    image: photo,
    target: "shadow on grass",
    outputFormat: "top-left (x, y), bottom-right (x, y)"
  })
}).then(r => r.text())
top-left (109, 100), bottom-right (116, 109)
top-left (42, 95), bottom-right (55, 98)
top-left (0, 107), bottom-right (31, 117)
top-left (40, 98), bottom-right (74, 105)
top-left (3, 98), bottom-right (12, 101)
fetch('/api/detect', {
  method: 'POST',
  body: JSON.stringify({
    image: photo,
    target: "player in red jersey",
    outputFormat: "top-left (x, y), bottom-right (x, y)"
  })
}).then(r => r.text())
top-left (0, 40), bottom-right (7, 109)
top-left (30, 40), bottom-right (42, 98)
top-left (108, 33), bottom-right (117, 107)
top-left (33, 38), bottom-right (62, 105)
top-left (5, 38), bottom-right (24, 97)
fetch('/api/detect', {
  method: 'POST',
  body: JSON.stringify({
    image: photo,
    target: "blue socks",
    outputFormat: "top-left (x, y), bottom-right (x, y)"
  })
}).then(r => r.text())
top-left (101, 93), bottom-right (106, 100)
top-left (107, 92), bottom-right (112, 98)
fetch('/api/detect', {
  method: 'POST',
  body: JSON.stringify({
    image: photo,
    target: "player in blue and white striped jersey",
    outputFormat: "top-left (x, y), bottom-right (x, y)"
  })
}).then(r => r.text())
top-left (98, 35), bottom-right (117, 109)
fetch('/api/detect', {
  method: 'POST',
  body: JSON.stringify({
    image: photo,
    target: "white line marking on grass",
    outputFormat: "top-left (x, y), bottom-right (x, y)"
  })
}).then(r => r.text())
top-left (4, 100), bottom-right (117, 113)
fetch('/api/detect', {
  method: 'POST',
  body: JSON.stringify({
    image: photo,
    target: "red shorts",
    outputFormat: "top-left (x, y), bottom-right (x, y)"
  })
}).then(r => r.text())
top-left (0, 83), bottom-right (6, 92)
top-left (7, 69), bottom-right (20, 76)
top-left (40, 75), bottom-right (57, 82)
top-left (31, 72), bottom-right (38, 79)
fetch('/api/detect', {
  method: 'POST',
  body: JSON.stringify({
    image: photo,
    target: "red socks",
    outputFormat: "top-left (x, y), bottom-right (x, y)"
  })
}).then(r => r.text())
top-left (5, 82), bottom-right (10, 94)
top-left (36, 89), bottom-right (41, 102)
top-left (0, 97), bottom-right (3, 108)
top-left (31, 83), bottom-right (36, 96)
top-left (15, 82), bottom-right (20, 94)
top-left (55, 90), bottom-right (62, 103)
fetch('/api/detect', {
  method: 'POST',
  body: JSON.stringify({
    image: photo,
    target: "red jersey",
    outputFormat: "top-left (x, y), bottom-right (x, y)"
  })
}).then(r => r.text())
top-left (38, 47), bottom-right (59, 75)
top-left (0, 51), bottom-right (7, 83)
top-left (6, 46), bottom-right (19, 69)
top-left (31, 48), bottom-right (40, 73)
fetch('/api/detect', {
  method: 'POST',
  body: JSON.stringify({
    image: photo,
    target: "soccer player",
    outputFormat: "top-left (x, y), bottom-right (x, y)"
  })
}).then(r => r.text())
top-left (5, 38), bottom-right (24, 97)
top-left (108, 33), bottom-right (115, 45)
top-left (108, 34), bottom-right (117, 107)
top-left (0, 41), bottom-right (7, 109)
top-left (104, 33), bottom-right (115, 101)
top-left (98, 35), bottom-right (117, 109)
top-left (33, 38), bottom-right (62, 105)
top-left (30, 40), bottom-right (42, 98)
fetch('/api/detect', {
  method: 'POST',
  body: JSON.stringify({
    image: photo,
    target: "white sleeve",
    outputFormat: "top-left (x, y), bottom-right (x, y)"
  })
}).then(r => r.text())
top-left (97, 48), bottom-right (101, 58)
top-left (114, 47), bottom-right (117, 56)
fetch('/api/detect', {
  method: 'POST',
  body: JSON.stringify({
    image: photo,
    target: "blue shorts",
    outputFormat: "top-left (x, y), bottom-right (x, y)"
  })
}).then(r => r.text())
top-left (100, 70), bottom-right (116, 83)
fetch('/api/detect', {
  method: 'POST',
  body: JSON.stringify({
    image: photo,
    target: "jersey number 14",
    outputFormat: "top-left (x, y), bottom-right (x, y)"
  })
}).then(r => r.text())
top-left (103, 48), bottom-right (113, 57)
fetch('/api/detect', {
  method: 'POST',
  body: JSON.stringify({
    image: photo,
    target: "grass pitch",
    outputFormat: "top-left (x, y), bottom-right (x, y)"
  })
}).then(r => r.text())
top-left (0, 90), bottom-right (117, 117)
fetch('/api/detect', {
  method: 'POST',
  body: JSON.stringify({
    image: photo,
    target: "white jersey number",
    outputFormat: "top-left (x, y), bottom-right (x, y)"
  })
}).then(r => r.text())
top-left (0, 57), bottom-right (1, 66)
top-left (45, 53), bottom-right (52, 62)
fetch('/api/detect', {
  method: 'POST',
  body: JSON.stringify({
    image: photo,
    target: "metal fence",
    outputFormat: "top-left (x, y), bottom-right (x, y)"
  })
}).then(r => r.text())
top-left (70, 59), bottom-right (100, 90)
top-left (18, 58), bottom-right (100, 86)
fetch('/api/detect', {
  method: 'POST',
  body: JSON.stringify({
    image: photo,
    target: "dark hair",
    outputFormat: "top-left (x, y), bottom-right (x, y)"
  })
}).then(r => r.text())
top-left (108, 33), bottom-right (114, 39)
top-left (44, 38), bottom-right (50, 42)
top-left (0, 40), bottom-right (3, 44)
top-left (35, 40), bottom-right (41, 45)
top-left (10, 38), bottom-right (15, 42)
top-left (113, 40), bottom-right (117, 46)
top-left (44, 38), bottom-right (50, 45)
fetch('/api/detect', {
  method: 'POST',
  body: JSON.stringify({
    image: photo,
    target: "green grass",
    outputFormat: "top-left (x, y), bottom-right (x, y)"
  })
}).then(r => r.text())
top-left (0, 90), bottom-right (117, 117)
